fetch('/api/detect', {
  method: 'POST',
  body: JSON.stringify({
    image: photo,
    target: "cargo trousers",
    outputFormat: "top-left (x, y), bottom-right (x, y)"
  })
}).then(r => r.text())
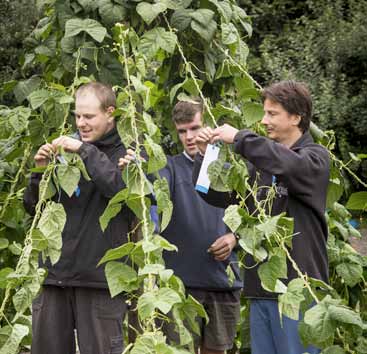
top-left (31, 285), bottom-right (127, 354)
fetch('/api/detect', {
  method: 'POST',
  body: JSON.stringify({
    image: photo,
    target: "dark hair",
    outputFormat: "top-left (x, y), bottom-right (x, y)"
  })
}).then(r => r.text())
top-left (76, 82), bottom-right (116, 112)
top-left (262, 80), bottom-right (312, 132)
top-left (172, 98), bottom-right (204, 124)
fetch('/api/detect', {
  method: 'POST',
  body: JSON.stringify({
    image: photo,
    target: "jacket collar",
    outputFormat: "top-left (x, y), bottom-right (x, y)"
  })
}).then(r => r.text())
top-left (92, 127), bottom-right (121, 148)
top-left (290, 131), bottom-right (313, 150)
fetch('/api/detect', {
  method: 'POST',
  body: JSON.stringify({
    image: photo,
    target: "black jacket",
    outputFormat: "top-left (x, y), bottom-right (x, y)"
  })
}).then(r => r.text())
top-left (24, 128), bottom-right (131, 288)
top-left (160, 153), bottom-right (242, 291)
top-left (193, 130), bottom-right (329, 298)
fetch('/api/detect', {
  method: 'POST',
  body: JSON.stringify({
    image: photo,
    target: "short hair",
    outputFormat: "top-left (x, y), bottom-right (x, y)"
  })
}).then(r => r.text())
top-left (172, 98), bottom-right (204, 124)
top-left (75, 82), bottom-right (116, 112)
top-left (262, 80), bottom-right (312, 132)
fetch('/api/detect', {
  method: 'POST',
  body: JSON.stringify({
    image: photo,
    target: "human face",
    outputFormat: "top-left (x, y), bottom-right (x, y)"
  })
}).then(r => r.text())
top-left (175, 112), bottom-right (203, 158)
top-left (261, 99), bottom-right (302, 147)
top-left (75, 91), bottom-right (115, 143)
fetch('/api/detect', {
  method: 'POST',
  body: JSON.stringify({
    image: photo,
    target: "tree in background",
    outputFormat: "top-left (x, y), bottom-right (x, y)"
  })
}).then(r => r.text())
top-left (242, 0), bottom-right (367, 184)
top-left (0, 0), bottom-right (38, 105)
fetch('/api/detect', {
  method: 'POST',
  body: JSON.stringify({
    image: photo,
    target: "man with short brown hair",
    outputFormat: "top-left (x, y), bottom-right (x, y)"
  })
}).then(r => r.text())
top-left (161, 99), bottom-right (242, 354)
top-left (24, 82), bottom-right (130, 354)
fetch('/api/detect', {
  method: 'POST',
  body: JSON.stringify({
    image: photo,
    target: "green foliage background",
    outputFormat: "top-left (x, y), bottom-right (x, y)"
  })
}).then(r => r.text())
top-left (242, 0), bottom-right (367, 182)
top-left (0, 1), bottom-right (366, 354)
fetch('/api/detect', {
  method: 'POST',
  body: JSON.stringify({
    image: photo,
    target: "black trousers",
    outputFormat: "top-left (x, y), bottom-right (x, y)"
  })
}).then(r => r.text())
top-left (31, 285), bottom-right (127, 354)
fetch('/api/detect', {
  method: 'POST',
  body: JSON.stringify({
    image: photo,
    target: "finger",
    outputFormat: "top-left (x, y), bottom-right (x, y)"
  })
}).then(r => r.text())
top-left (214, 252), bottom-right (230, 261)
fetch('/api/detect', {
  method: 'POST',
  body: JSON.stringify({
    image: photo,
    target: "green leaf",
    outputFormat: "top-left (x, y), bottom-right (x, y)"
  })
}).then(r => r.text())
top-left (139, 28), bottom-right (177, 58)
top-left (137, 291), bottom-right (157, 320)
top-left (223, 205), bottom-right (242, 232)
top-left (209, 0), bottom-right (232, 23)
top-left (98, 242), bottom-right (135, 265)
top-left (335, 262), bottom-right (363, 287)
top-left (170, 9), bottom-right (193, 31)
top-left (156, 287), bottom-right (182, 314)
top-left (138, 263), bottom-right (165, 276)
top-left (8, 107), bottom-right (31, 133)
top-left (136, 2), bottom-right (167, 25)
top-left (145, 135), bottom-right (167, 174)
top-left (321, 346), bottom-right (346, 354)
top-left (14, 76), bottom-right (41, 104)
top-left (98, 0), bottom-right (127, 26)
top-left (190, 10), bottom-right (217, 42)
top-left (243, 102), bottom-right (264, 126)
top-left (100, 203), bottom-right (122, 232)
top-left (258, 251), bottom-right (287, 293)
top-left (207, 149), bottom-right (231, 192)
top-left (154, 178), bottom-right (173, 232)
top-left (105, 262), bottom-right (138, 297)
top-left (0, 268), bottom-right (13, 289)
top-left (13, 287), bottom-right (33, 314)
top-left (159, 269), bottom-right (174, 283)
top-left (27, 89), bottom-right (51, 109)
top-left (143, 112), bottom-right (158, 137)
top-left (127, 195), bottom-right (151, 220)
top-left (221, 23), bottom-right (238, 45)
top-left (278, 278), bottom-right (305, 321)
top-left (346, 191), bottom-right (367, 211)
top-left (38, 202), bottom-right (67, 265)
top-left (326, 166), bottom-right (344, 208)
top-left (56, 164), bottom-right (80, 197)
top-left (0, 238), bottom-right (9, 250)
top-left (64, 18), bottom-right (107, 43)
top-left (328, 304), bottom-right (364, 328)
top-left (153, 235), bottom-right (178, 252)
top-left (0, 324), bottom-right (29, 354)
top-left (304, 299), bottom-right (336, 344)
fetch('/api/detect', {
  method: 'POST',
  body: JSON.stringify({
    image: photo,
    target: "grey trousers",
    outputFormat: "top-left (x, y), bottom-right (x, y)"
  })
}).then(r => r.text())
top-left (31, 285), bottom-right (127, 354)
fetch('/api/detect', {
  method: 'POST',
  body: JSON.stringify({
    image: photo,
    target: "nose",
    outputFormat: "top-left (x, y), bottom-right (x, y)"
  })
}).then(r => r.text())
top-left (76, 116), bottom-right (86, 128)
top-left (261, 114), bottom-right (269, 125)
top-left (186, 129), bottom-right (194, 140)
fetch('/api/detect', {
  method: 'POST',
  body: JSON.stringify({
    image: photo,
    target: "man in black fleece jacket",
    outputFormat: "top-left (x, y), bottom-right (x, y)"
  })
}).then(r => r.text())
top-left (24, 82), bottom-right (130, 354)
top-left (193, 81), bottom-right (329, 354)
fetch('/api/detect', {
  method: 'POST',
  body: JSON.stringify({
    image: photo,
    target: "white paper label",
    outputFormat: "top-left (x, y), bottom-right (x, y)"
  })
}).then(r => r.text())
top-left (195, 144), bottom-right (220, 194)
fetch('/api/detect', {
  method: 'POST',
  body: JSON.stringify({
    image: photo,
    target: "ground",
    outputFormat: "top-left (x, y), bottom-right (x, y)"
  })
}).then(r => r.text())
top-left (350, 228), bottom-right (367, 255)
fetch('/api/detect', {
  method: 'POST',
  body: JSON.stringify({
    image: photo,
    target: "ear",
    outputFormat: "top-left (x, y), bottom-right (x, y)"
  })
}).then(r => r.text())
top-left (106, 106), bottom-right (115, 123)
top-left (292, 114), bottom-right (301, 126)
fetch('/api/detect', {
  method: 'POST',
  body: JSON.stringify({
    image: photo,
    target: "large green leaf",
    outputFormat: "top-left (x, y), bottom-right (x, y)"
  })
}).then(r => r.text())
top-left (105, 261), bottom-right (138, 297)
top-left (145, 135), bottom-right (167, 174)
top-left (136, 2), bottom-right (167, 25)
top-left (98, 0), bottom-right (127, 26)
top-left (38, 202), bottom-right (67, 265)
top-left (223, 205), bottom-right (242, 232)
top-left (0, 324), bottom-right (29, 354)
top-left (278, 278), bottom-right (305, 320)
top-left (243, 102), bottom-right (264, 126)
top-left (328, 304), bottom-right (364, 328)
top-left (258, 251), bottom-right (287, 293)
top-left (137, 291), bottom-right (157, 320)
top-left (154, 178), bottom-right (173, 232)
top-left (56, 164), bottom-right (80, 197)
top-left (346, 191), bottom-right (367, 211)
top-left (221, 22), bottom-right (238, 45)
top-left (304, 299), bottom-right (336, 344)
top-left (335, 262), bottom-right (363, 287)
top-left (190, 10), bottom-right (217, 42)
top-left (98, 242), bottom-right (135, 265)
top-left (27, 89), bottom-right (51, 109)
top-left (65, 18), bottom-right (107, 43)
top-left (170, 9), bottom-right (193, 31)
top-left (155, 287), bottom-right (181, 314)
top-left (139, 28), bottom-right (177, 58)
